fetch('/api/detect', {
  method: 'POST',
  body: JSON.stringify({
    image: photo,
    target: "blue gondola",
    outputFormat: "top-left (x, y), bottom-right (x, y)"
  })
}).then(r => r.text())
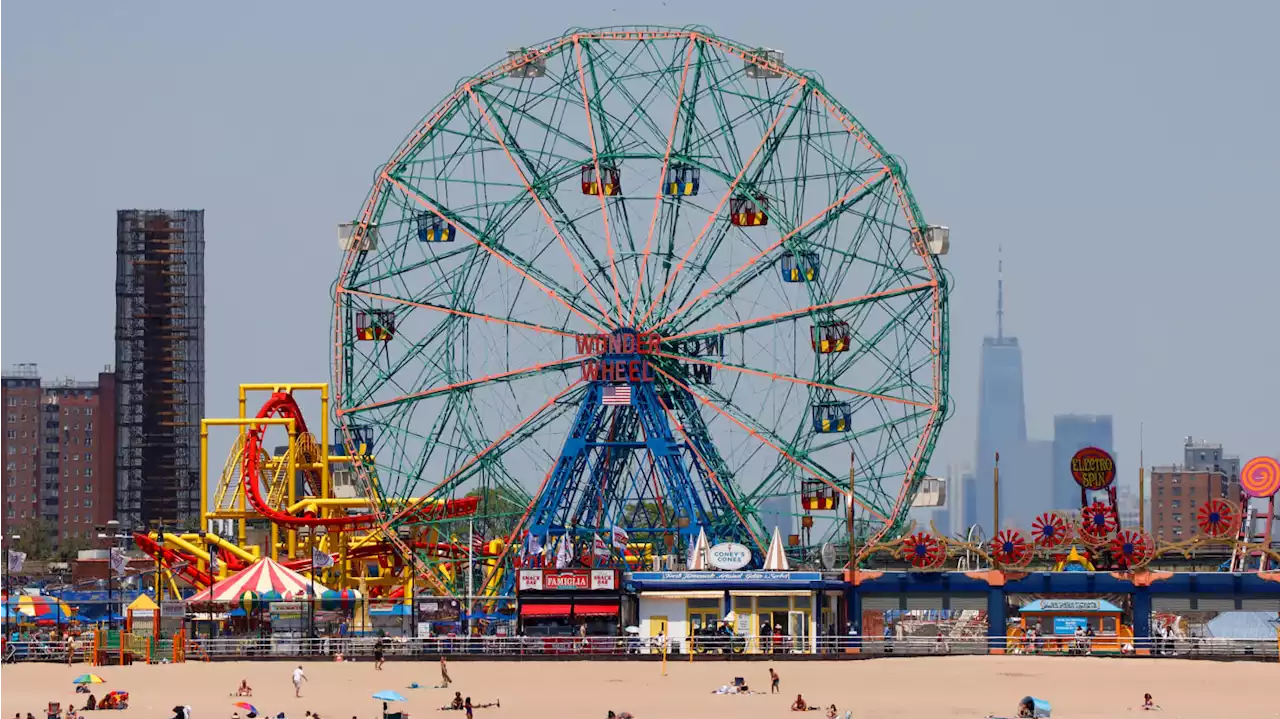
top-left (416, 212), bottom-right (455, 243)
top-left (781, 252), bottom-right (819, 282)
top-left (664, 163), bottom-right (700, 196)
top-left (811, 402), bottom-right (851, 434)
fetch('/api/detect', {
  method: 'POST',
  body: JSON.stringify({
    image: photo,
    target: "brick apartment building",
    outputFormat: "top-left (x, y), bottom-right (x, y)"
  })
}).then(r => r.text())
top-left (3, 364), bottom-right (117, 546)
top-left (1150, 438), bottom-right (1241, 542)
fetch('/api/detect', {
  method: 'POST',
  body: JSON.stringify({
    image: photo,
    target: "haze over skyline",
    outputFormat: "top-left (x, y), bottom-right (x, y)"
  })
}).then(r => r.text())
top-left (4, 1), bottom-right (1277, 497)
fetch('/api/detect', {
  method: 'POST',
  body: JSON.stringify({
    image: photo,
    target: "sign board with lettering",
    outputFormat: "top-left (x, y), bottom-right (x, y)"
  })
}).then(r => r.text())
top-left (518, 569), bottom-right (618, 592)
top-left (707, 542), bottom-right (751, 570)
top-left (631, 571), bottom-right (823, 584)
top-left (1070, 447), bottom-right (1116, 490)
top-left (160, 601), bottom-right (186, 618)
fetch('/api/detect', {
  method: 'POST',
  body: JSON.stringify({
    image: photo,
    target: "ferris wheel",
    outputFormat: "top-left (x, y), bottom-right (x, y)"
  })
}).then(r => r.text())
top-left (333, 26), bottom-right (950, 584)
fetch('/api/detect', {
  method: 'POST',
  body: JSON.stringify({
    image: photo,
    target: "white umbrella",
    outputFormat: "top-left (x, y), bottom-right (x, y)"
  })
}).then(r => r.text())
top-left (625, 626), bottom-right (641, 634)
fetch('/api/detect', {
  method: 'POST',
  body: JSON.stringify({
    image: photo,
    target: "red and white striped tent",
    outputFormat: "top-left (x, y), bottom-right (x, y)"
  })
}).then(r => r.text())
top-left (186, 558), bottom-right (332, 602)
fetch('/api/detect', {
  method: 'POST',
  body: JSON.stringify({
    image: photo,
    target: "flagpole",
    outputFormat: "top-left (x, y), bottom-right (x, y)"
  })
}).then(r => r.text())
top-left (310, 536), bottom-right (317, 640)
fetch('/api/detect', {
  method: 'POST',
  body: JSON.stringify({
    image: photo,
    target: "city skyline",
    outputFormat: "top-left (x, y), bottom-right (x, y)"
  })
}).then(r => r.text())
top-left (3, 2), bottom-right (1278, 500)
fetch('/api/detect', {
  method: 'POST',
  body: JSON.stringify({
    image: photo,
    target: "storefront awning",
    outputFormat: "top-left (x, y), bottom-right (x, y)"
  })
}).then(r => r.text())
top-left (574, 604), bottom-right (619, 617)
top-left (520, 603), bottom-right (572, 617)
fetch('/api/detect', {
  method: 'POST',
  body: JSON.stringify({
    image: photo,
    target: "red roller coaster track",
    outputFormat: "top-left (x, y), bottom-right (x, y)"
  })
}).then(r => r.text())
top-left (241, 391), bottom-right (479, 528)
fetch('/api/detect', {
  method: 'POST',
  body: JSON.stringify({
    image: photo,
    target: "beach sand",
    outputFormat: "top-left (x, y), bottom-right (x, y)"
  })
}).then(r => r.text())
top-left (3, 656), bottom-right (1277, 719)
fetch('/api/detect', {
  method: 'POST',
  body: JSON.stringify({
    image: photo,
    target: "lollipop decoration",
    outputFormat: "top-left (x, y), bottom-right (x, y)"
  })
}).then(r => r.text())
top-left (1196, 498), bottom-right (1239, 538)
top-left (1079, 501), bottom-right (1119, 543)
top-left (1239, 456), bottom-right (1280, 499)
top-left (989, 529), bottom-right (1034, 568)
top-left (900, 531), bottom-right (948, 570)
top-left (1109, 529), bottom-right (1154, 569)
top-left (1031, 512), bottom-right (1073, 549)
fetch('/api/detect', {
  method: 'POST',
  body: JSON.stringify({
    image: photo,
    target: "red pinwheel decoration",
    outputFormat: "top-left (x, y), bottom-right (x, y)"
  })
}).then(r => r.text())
top-left (899, 531), bottom-right (947, 570)
top-left (989, 529), bottom-right (1033, 568)
top-left (1108, 529), bottom-right (1154, 569)
top-left (1078, 501), bottom-right (1118, 543)
top-left (1196, 498), bottom-right (1238, 538)
top-left (1031, 512), bottom-right (1073, 549)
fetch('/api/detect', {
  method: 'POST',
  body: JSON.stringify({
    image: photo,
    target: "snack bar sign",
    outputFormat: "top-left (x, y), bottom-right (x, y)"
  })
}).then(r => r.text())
top-left (518, 569), bottom-right (617, 591)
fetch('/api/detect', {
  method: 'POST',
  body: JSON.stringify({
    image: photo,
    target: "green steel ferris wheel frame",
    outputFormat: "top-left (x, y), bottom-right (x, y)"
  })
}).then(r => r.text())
top-left (333, 25), bottom-right (950, 583)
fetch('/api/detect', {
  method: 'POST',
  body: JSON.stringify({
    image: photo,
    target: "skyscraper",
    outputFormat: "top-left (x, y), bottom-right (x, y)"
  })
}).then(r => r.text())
top-left (974, 248), bottom-right (1027, 531)
top-left (1051, 414), bottom-right (1114, 511)
top-left (114, 210), bottom-right (206, 529)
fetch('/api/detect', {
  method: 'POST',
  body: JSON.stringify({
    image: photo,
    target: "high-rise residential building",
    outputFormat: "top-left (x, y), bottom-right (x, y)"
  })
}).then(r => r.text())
top-left (1051, 414), bottom-right (1115, 511)
top-left (41, 371), bottom-right (117, 539)
top-left (1149, 438), bottom-right (1240, 543)
top-left (115, 209), bottom-right (206, 529)
top-left (3, 364), bottom-right (118, 545)
top-left (974, 249), bottom-right (1026, 531)
top-left (3, 365), bottom-right (43, 526)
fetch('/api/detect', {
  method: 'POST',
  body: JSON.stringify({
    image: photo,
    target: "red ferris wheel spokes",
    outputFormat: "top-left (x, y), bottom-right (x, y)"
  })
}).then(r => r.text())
top-left (989, 528), bottom-right (1033, 568)
top-left (1078, 501), bottom-right (1118, 544)
top-left (1031, 512), bottom-right (1073, 549)
top-left (899, 531), bottom-right (947, 570)
top-left (1196, 498), bottom-right (1239, 538)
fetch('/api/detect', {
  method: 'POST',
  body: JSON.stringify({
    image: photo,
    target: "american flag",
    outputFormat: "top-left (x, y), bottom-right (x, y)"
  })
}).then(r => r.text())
top-left (601, 384), bottom-right (632, 406)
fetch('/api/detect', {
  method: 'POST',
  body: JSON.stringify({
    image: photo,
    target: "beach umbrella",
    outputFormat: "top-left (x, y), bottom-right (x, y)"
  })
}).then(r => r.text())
top-left (9, 595), bottom-right (74, 623)
top-left (233, 702), bottom-right (257, 714)
top-left (372, 691), bottom-right (407, 702)
top-left (624, 626), bottom-right (641, 634)
top-left (73, 674), bottom-right (106, 685)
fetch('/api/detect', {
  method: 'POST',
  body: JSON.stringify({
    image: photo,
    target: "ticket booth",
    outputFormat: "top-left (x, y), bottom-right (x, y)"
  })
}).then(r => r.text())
top-left (1015, 598), bottom-right (1130, 653)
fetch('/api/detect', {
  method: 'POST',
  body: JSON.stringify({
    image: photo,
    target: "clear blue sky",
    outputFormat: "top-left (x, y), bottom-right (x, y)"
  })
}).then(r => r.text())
top-left (4, 1), bottom-right (1277, 492)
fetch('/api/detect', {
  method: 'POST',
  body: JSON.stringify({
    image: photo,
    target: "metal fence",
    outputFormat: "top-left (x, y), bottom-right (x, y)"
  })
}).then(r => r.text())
top-left (176, 634), bottom-right (1280, 661)
top-left (4, 634), bottom-right (1276, 663)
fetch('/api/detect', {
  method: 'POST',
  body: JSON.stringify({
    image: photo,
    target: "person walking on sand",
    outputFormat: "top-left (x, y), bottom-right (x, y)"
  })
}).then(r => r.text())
top-left (291, 665), bottom-right (308, 698)
top-left (440, 657), bottom-right (452, 688)
top-left (769, 668), bottom-right (780, 694)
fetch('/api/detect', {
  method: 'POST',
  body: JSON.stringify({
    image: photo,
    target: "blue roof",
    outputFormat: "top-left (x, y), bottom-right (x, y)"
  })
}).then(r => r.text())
top-left (1019, 598), bottom-right (1121, 614)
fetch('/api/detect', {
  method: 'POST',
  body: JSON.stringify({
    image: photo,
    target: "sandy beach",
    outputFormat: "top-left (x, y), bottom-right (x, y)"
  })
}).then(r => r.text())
top-left (3, 657), bottom-right (1277, 719)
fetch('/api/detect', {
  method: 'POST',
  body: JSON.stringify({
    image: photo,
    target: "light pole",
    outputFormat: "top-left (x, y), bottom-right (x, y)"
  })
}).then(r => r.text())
top-left (4, 529), bottom-right (20, 639)
top-left (96, 520), bottom-right (129, 628)
top-left (198, 530), bottom-right (219, 639)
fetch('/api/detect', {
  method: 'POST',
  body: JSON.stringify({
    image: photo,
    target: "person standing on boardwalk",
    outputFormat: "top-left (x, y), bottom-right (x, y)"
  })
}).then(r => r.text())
top-left (292, 666), bottom-right (307, 698)
top-left (440, 656), bottom-right (452, 687)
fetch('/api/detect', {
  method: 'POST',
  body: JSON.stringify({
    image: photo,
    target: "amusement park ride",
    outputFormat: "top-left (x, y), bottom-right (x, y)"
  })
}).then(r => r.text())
top-left (131, 26), bottom-right (951, 606)
top-left (126, 27), bottom-right (1277, 610)
top-left (872, 449), bottom-right (1280, 574)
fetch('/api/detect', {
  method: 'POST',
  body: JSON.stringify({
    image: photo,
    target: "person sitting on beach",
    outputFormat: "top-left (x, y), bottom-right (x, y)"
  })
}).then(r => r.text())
top-left (1018, 698), bottom-right (1035, 718)
top-left (825, 705), bottom-right (838, 719)
top-left (1142, 693), bottom-right (1159, 711)
top-left (605, 713), bottom-right (633, 719)
top-left (237, 680), bottom-right (253, 697)
top-left (791, 695), bottom-right (808, 712)
top-left (81, 696), bottom-right (95, 713)
top-left (441, 692), bottom-right (463, 711)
